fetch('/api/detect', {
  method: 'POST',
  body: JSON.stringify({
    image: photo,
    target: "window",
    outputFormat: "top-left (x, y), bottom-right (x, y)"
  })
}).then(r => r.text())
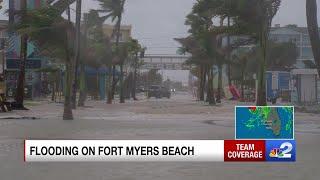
top-left (302, 35), bottom-right (311, 46)
top-left (301, 47), bottom-right (313, 58)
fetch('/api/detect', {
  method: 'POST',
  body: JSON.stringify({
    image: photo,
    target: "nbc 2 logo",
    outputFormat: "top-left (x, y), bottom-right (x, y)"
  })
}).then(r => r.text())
top-left (266, 140), bottom-right (295, 162)
top-left (269, 142), bottom-right (292, 158)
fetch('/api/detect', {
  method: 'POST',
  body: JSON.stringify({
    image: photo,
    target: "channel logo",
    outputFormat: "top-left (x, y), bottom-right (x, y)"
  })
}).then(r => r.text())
top-left (266, 140), bottom-right (296, 162)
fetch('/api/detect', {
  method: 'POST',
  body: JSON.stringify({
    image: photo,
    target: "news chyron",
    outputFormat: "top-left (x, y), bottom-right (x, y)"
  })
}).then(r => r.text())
top-left (232, 106), bottom-right (295, 162)
top-left (24, 106), bottom-right (296, 162)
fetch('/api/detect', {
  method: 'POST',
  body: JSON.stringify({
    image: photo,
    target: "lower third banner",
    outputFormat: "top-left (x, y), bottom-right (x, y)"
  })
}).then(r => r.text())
top-left (24, 140), bottom-right (295, 162)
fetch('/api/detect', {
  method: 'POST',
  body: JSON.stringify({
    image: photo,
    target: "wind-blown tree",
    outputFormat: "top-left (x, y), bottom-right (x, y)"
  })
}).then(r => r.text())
top-left (71, 0), bottom-right (82, 109)
top-left (118, 44), bottom-right (127, 103)
top-left (12, 0), bottom-right (75, 115)
top-left (85, 9), bottom-right (113, 103)
top-left (193, 0), bottom-right (281, 105)
top-left (97, 0), bottom-right (126, 103)
top-left (15, 7), bottom-right (76, 120)
top-left (86, 42), bottom-right (111, 99)
top-left (231, 47), bottom-right (255, 99)
top-left (230, 0), bottom-right (281, 105)
top-left (231, 40), bottom-right (297, 99)
top-left (175, 36), bottom-right (210, 102)
top-left (14, 0), bottom-right (28, 109)
top-left (183, 6), bottom-right (216, 104)
top-left (176, 32), bottom-right (221, 105)
top-left (306, 0), bottom-right (320, 76)
top-left (78, 13), bottom-right (89, 107)
top-left (266, 41), bottom-right (298, 71)
top-left (84, 10), bottom-right (113, 101)
top-left (35, 66), bottom-right (61, 102)
top-left (77, 11), bottom-right (110, 105)
top-left (181, 0), bottom-right (238, 105)
top-left (126, 39), bottom-right (144, 100)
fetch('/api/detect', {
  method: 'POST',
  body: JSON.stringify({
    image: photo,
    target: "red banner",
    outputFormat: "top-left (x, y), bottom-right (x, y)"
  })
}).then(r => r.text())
top-left (224, 140), bottom-right (265, 162)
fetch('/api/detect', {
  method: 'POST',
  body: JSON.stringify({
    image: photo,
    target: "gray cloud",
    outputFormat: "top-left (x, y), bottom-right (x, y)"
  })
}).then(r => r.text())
top-left (0, 0), bottom-right (319, 54)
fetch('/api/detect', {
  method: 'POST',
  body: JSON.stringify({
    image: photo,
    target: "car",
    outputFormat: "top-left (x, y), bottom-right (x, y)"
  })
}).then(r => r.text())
top-left (147, 85), bottom-right (171, 99)
top-left (136, 86), bottom-right (145, 93)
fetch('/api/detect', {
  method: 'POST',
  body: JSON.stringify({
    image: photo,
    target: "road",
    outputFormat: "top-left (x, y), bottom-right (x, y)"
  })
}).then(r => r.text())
top-left (0, 93), bottom-right (319, 180)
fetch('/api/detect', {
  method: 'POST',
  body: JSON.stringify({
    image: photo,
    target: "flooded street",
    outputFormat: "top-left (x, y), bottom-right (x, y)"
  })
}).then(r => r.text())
top-left (0, 93), bottom-right (319, 180)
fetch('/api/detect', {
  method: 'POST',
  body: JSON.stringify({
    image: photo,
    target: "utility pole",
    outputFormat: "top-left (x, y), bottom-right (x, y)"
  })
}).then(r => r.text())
top-left (72, 0), bottom-right (82, 109)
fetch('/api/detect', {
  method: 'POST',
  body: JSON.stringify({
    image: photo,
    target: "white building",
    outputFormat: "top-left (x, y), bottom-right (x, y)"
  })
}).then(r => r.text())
top-left (270, 24), bottom-right (315, 68)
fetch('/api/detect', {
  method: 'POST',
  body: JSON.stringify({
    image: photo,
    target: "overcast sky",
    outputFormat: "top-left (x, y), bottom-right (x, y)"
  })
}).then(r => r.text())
top-left (0, 0), bottom-right (319, 54)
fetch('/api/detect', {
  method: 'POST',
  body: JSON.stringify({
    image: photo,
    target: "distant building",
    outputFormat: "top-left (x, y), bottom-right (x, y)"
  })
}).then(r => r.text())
top-left (0, 20), bottom-right (7, 38)
top-left (223, 24), bottom-right (317, 69)
top-left (102, 24), bottom-right (132, 43)
top-left (270, 24), bottom-right (316, 68)
top-left (0, 20), bottom-right (8, 74)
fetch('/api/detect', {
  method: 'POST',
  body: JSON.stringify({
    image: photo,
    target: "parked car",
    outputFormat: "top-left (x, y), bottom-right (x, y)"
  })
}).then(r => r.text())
top-left (147, 85), bottom-right (171, 99)
top-left (136, 86), bottom-right (145, 93)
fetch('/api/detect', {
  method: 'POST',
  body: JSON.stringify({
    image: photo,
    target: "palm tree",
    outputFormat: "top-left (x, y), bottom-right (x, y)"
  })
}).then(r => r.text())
top-left (235, 0), bottom-right (281, 106)
top-left (97, 0), bottom-right (126, 103)
top-left (175, 36), bottom-right (208, 102)
top-left (211, 0), bottom-right (281, 105)
top-left (15, 6), bottom-right (76, 120)
top-left (71, 0), bottom-right (82, 109)
top-left (12, 0), bottom-right (77, 118)
top-left (126, 39), bottom-right (144, 100)
top-left (78, 13), bottom-right (89, 107)
top-left (14, 0), bottom-right (28, 110)
top-left (84, 10), bottom-right (113, 104)
top-left (306, 0), bottom-right (320, 77)
top-left (231, 48), bottom-right (254, 99)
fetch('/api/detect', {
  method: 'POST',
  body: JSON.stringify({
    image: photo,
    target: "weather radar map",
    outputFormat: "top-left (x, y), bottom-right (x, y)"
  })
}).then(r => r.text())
top-left (236, 106), bottom-right (294, 139)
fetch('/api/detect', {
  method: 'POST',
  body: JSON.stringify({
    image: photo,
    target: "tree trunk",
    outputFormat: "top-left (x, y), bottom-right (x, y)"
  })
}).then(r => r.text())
top-left (78, 13), bottom-right (88, 107)
top-left (15, 0), bottom-right (27, 109)
top-left (95, 71), bottom-right (99, 100)
top-left (306, 0), bottom-right (320, 77)
top-left (199, 65), bottom-right (206, 101)
top-left (107, 66), bottom-right (113, 104)
top-left (227, 16), bottom-right (232, 86)
top-left (63, 28), bottom-right (73, 120)
top-left (111, 65), bottom-right (116, 99)
top-left (198, 66), bottom-right (203, 101)
top-left (15, 34), bottom-right (27, 108)
top-left (51, 81), bottom-right (56, 102)
top-left (119, 64), bottom-right (125, 103)
top-left (206, 67), bottom-right (210, 102)
top-left (241, 67), bottom-right (245, 100)
top-left (132, 67), bottom-right (137, 100)
top-left (78, 63), bottom-right (86, 106)
top-left (71, 0), bottom-right (82, 109)
top-left (111, 5), bottom-right (124, 100)
top-left (63, 59), bottom-right (73, 120)
top-left (208, 67), bottom-right (216, 105)
top-left (217, 63), bottom-right (223, 103)
top-left (256, 29), bottom-right (268, 106)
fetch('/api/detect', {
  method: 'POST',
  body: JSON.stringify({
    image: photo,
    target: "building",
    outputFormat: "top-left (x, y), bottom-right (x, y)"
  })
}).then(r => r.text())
top-left (102, 24), bottom-right (132, 43)
top-left (291, 69), bottom-right (318, 104)
top-left (0, 20), bottom-right (7, 38)
top-left (5, 0), bottom-right (48, 99)
top-left (270, 24), bottom-right (316, 68)
top-left (0, 20), bottom-right (8, 74)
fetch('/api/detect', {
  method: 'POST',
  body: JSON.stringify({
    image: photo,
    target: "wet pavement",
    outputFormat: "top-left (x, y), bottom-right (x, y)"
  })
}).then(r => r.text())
top-left (0, 93), bottom-right (319, 180)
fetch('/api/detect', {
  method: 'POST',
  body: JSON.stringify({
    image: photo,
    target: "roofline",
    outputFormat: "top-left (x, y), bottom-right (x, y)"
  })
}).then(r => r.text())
top-left (103, 24), bottom-right (132, 30)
